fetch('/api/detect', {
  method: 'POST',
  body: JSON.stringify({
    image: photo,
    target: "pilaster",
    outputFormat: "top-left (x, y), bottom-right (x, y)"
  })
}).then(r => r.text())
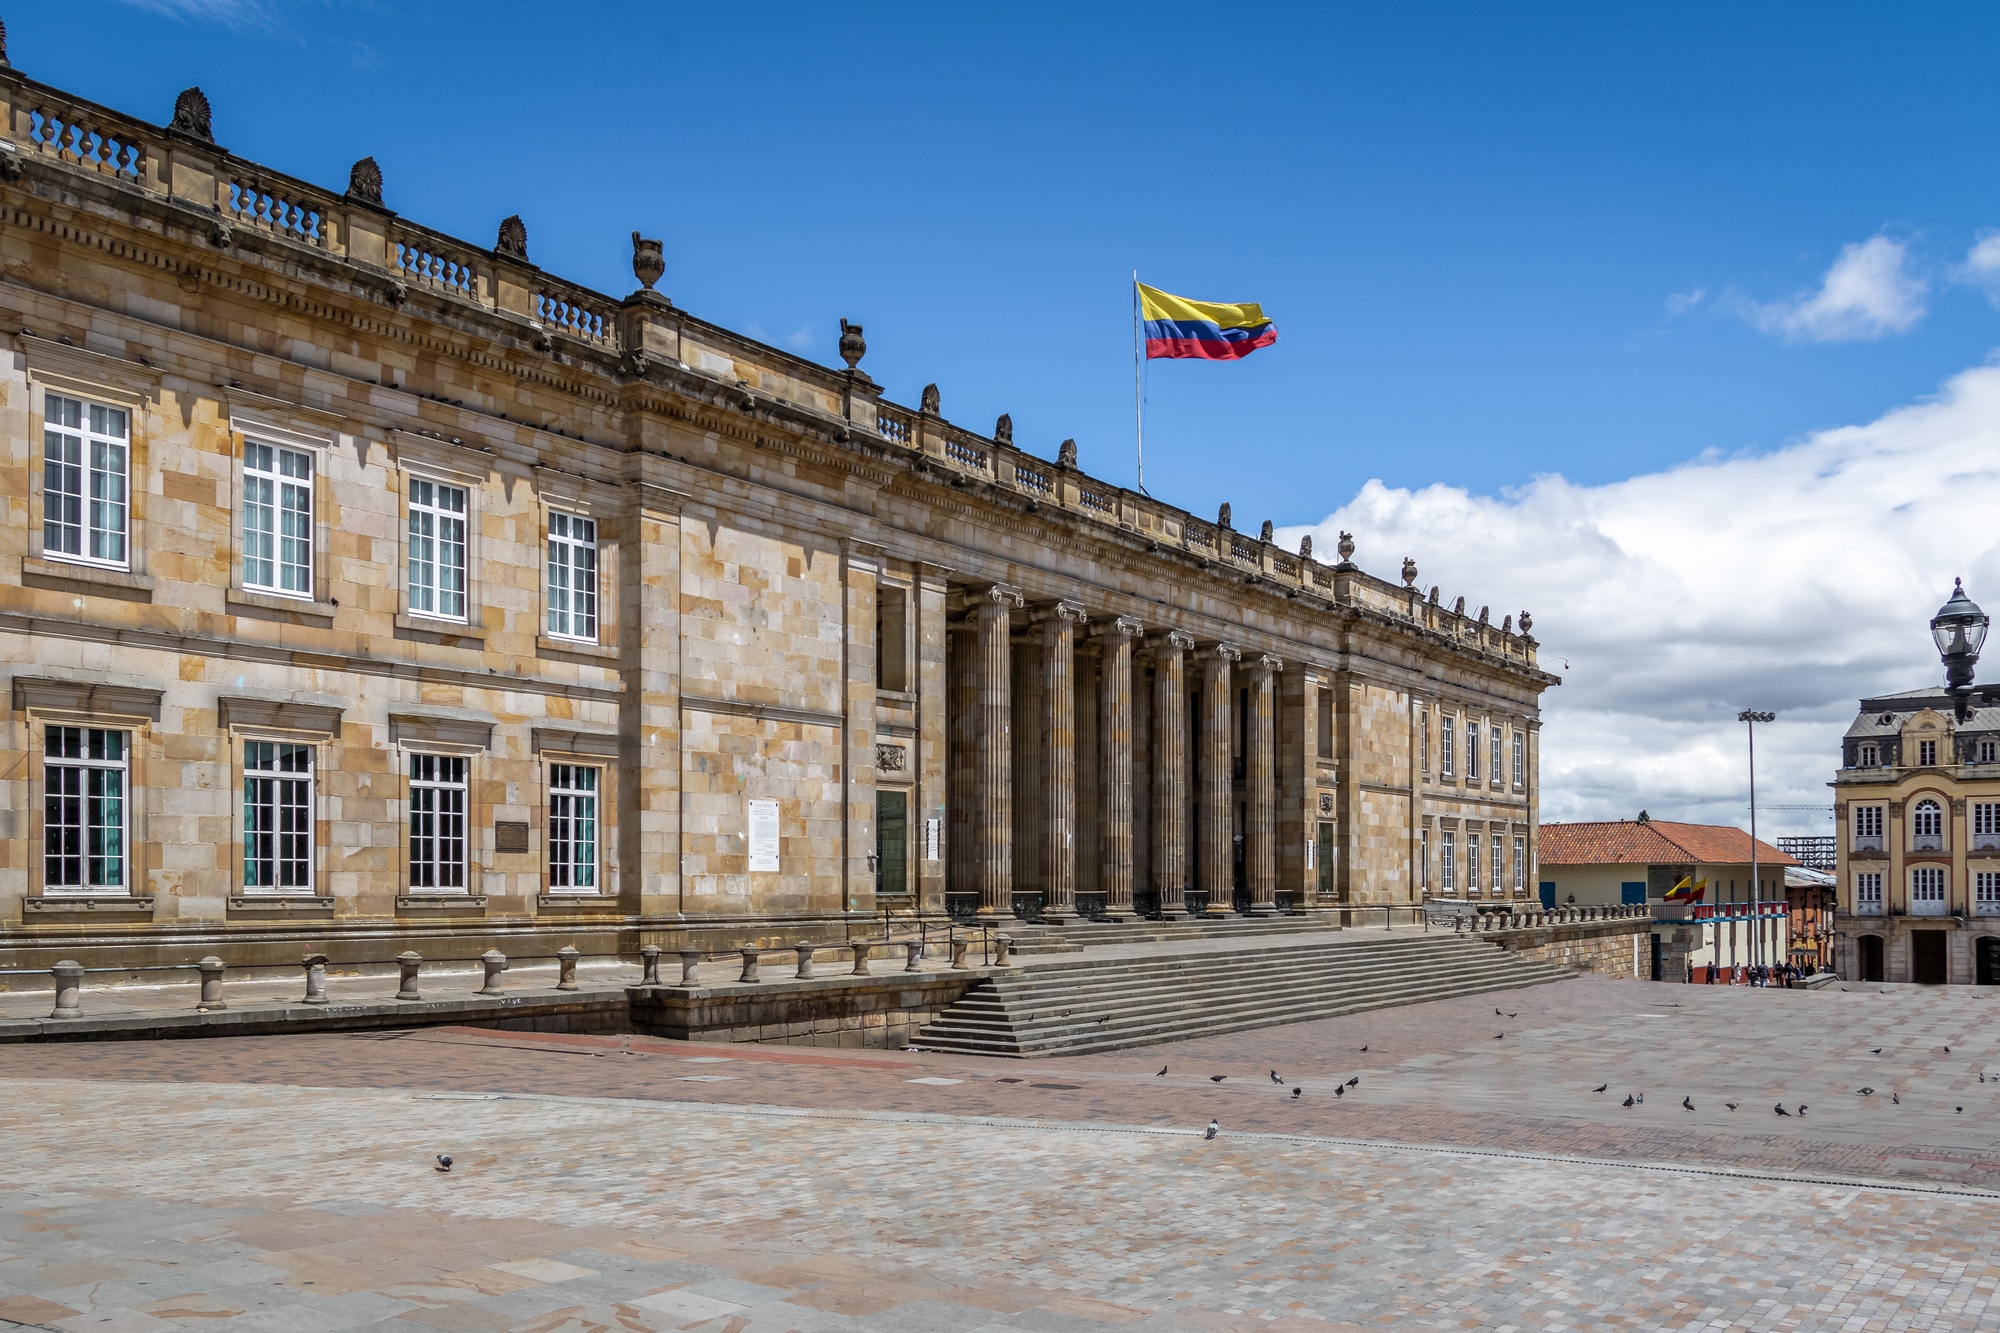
top-left (914, 564), bottom-right (952, 914)
top-left (621, 480), bottom-right (686, 917)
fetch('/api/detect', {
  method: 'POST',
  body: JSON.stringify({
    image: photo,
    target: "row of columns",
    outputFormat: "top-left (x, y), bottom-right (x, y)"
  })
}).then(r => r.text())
top-left (966, 583), bottom-right (1287, 921)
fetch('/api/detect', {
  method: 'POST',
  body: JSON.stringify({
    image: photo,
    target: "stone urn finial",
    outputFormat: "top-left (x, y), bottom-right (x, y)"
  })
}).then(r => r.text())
top-left (838, 318), bottom-right (866, 369)
top-left (1057, 438), bottom-right (1077, 468)
top-left (1218, 502), bottom-right (1232, 530)
top-left (1427, 584), bottom-right (1440, 604)
top-left (1452, 595), bottom-right (1466, 616)
top-left (345, 156), bottom-right (383, 206)
top-left (170, 87), bottom-right (213, 141)
top-left (1337, 530), bottom-right (1356, 563)
top-left (1519, 609), bottom-right (1533, 635)
top-left (495, 214), bottom-right (529, 261)
top-left (1258, 519), bottom-right (1274, 543)
top-left (1478, 605), bottom-right (1490, 625)
top-left (1401, 557), bottom-right (1418, 587)
top-left (919, 382), bottom-right (940, 415)
top-left (993, 412), bottom-right (1013, 444)
top-left (1299, 534), bottom-right (1313, 560)
top-left (631, 232), bottom-right (665, 290)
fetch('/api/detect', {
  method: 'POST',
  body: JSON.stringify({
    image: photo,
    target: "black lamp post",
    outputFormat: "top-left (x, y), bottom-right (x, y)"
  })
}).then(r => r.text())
top-left (1931, 578), bottom-right (1990, 721)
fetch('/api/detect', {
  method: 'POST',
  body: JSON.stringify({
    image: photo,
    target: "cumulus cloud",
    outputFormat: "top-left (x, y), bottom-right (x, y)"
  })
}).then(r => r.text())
top-left (1957, 232), bottom-right (2000, 307)
top-left (1741, 235), bottom-right (1927, 343)
top-left (1281, 357), bottom-right (2000, 836)
top-left (1665, 287), bottom-right (1706, 315)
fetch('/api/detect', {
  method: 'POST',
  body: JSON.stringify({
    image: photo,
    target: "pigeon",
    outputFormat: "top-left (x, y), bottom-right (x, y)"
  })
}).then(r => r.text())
top-left (1496, 1008), bottom-right (1504, 1016)
top-left (1725, 1102), bottom-right (1738, 1111)
top-left (1945, 1045), bottom-right (1952, 1054)
top-left (1981, 1074), bottom-right (1987, 1084)
top-left (1957, 1106), bottom-right (1964, 1114)
top-left (1507, 1012), bottom-right (1517, 1019)
top-left (1871, 1048), bottom-right (1883, 1055)
top-left (1774, 1103), bottom-right (1791, 1116)
top-left (1622, 1094), bottom-right (1634, 1108)
top-left (1292, 1086), bottom-right (1302, 1099)
top-left (1495, 1033), bottom-right (1505, 1040)
top-left (1270, 1070), bottom-right (1284, 1084)
top-left (1205, 1119), bottom-right (1220, 1140)
top-left (1347, 1076), bottom-right (1360, 1088)
top-left (1841, 986), bottom-right (1849, 991)
top-left (1636, 1093), bottom-right (1644, 1105)
top-left (1797, 1105), bottom-right (1808, 1116)
top-left (1334, 1085), bottom-right (1344, 1098)
top-left (1893, 1093), bottom-right (1901, 1104)
top-left (1682, 1096), bottom-right (1694, 1111)
top-left (1858, 1087), bottom-right (1875, 1096)
top-left (1360, 1046), bottom-right (1368, 1052)
top-left (1210, 1075), bottom-right (1227, 1083)
top-left (1593, 1083), bottom-right (1609, 1093)
top-left (435, 1154), bottom-right (453, 1173)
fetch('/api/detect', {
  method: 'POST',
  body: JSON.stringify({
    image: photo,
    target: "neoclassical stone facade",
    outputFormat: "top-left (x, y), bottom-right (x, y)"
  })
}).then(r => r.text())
top-left (0, 58), bottom-right (1554, 970)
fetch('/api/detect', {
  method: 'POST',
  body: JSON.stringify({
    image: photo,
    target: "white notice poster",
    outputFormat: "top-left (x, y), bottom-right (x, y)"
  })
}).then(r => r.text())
top-left (747, 799), bottom-right (781, 872)
top-left (925, 817), bottom-right (942, 861)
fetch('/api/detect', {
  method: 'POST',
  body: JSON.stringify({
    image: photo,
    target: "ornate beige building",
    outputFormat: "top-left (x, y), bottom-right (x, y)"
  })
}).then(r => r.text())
top-left (0, 57), bottom-right (1554, 971)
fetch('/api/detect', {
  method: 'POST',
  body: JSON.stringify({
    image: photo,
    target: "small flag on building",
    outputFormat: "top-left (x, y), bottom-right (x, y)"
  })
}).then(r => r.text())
top-left (1137, 283), bottom-right (1278, 361)
top-left (1664, 874), bottom-right (1707, 903)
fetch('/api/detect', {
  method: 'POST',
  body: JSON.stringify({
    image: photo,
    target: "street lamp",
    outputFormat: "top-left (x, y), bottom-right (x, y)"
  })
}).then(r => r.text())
top-left (1931, 578), bottom-right (1989, 721)
top-left (1739, 709), bottom-right (1775, 972)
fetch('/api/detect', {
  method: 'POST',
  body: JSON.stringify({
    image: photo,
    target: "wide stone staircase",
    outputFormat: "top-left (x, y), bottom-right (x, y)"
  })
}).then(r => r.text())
top-left (913, 931), bottom-right (1572, 1057)
top-left (998, 914), bottom-right (1342, 955)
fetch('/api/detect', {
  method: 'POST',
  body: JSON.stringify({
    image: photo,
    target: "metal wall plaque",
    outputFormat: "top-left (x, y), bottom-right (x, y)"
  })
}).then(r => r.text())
top-left (494, 820), bottom-right (530, 853)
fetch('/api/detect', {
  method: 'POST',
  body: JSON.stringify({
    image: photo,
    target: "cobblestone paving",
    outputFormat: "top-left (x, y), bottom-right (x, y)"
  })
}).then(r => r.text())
top-left (3, 977), bottom-right (2000, 1329)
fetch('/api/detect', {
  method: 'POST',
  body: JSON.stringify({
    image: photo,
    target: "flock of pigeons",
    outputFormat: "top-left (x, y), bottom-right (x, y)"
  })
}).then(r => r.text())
top-left (1591, 1041), bottom-right (1974, 1118)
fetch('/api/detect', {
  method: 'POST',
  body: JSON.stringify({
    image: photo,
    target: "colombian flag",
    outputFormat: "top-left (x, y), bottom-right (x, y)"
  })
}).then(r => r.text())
top-left (1139, 283), bottom-right (1278, 361)
top-left (1664, 875), bottom-right (1707, 903)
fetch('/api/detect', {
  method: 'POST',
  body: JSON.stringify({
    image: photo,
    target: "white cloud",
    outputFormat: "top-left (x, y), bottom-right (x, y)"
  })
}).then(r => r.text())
top-left (1665, 287), bottom-right (1706, 315)
top-left (1741, 235), bottom-right (1927, 343)
top-left (1957, 232), bottom-right (2000, 307)
top-left (1281, 356), bottom-right (2000, 837)
top-left (114, 0), bottom-right (288, 34)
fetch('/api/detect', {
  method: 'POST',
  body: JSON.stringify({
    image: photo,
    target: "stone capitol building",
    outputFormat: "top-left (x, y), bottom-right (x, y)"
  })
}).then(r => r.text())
top-left (0, 52), bottom-right (1555, 974)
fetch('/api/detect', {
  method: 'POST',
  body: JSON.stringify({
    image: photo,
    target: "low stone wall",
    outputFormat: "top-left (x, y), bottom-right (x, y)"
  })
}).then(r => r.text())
top-left (1482, 915), bottom-right (1651, 979)
top-left (627, 969), bottom-right (1002, 1049)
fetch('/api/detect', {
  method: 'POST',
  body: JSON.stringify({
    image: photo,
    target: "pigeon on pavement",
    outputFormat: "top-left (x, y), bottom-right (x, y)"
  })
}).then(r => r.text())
top-left (1270, 1070), bottom-right (1284, 1084)
top-left (1347, 1076), bottom-right (1360, 1087)
top-left (435, 1154), bottom-right (453, 1173)
top-left (1682, 1097), bottom-right (1694, 1111)
top-left (1725, 1102), bottom-right (1738, 1111)
top-left (1858, 1087), bottom-right (1874, 1096)
top-left (1210, 1075), bottom-right (1227, 1083)
top-left (1872, 1048), bottom-right (1883, 1054)
top-left (1593, 1083), bottom-right (1609, 1093)
top-left (1158, 1066), bottom-right (1168, 1076)
top-left (1205, 1119), bottom-right (1220, 1140)
top-left (1622, 1094), bottom-right (1635, 1108)
top-left (1798, 1105), bottom-right (1808, 1116)
top-left (1893, 1093), bottom-right (1902, 1104)
top-left (1334, 1085), bottom-right (1344, 1097)
top-left (1292, 1087), bottom-right (1302, 1099)
top-left (1774, 1104), bottom-right (1791, 1116)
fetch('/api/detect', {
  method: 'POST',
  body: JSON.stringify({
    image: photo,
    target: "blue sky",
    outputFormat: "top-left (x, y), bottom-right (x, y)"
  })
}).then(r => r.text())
top-left (35, 1), bottom-right (2000, 826)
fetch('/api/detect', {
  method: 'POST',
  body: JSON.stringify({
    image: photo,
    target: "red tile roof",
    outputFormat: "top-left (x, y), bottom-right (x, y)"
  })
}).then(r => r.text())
top-left (1538, 819), bottom-right (1798, 868)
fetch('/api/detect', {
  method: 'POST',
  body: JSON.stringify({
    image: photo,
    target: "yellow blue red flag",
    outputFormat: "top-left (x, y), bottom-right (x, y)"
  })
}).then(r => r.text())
top-left (1138, 283), bottom-right (1278, 361)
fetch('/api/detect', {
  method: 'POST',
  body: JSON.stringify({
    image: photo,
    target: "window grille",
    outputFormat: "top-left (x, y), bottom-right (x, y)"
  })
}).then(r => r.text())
top-left (42, 392), bottom-right (129, 567)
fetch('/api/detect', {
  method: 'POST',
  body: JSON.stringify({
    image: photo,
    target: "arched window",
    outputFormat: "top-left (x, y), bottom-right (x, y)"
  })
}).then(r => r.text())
top-left (1913, 799), bottom-right (1943, 843)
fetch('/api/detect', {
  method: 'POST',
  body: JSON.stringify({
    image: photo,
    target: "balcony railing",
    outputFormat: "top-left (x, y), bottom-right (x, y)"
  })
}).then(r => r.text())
top-left (1911, 834), bottom-right (1943, 852)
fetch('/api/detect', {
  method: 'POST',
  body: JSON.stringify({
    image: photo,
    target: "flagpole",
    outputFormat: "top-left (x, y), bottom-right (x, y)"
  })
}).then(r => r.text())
top-left (1133, 271), bottom-right (1146, 494)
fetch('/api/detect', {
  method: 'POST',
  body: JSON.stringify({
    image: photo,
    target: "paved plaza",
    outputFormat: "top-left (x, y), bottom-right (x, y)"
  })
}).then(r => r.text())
top-left (2, 976), bottom-right (1998, 1330)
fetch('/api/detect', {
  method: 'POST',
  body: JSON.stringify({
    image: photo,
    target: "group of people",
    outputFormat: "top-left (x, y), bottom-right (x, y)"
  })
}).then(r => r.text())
top-left (1697, 961), bottom-right (1816, 986)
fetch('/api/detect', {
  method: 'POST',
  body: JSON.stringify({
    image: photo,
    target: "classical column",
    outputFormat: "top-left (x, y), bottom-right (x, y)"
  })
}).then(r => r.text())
top-left (1246, 653), bottom-right (1281, 915)
top-left (975, 584), bottom-right (1024, 916)
top-left (1199, 642), bottom-right (1240, 916)
top-left (1038, 601), bottom-right (1086, 922)
top-left (1098, 616), bottom-right (1143, 921)
top-left (1151, 630), bottom-right (1195, 917)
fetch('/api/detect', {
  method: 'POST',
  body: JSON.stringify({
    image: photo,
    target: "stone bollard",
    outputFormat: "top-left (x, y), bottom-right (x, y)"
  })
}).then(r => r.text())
top-left (640, 943), bottom-right (662, 986)
top-left (905, 940), bottom-right (925, 972)
top-left (739, 947), bottom-right (761, 983)
top-left (1454, 915), bottom-right (1465, 933)
top-left (951, 938), bottom-right (970, 969)
top-left (679, 949), bottom-right (702, 984)
top-left (395, 950), bottom-right (423, 1001)
top-left (994, 934), bottom-right (1012, 965)
top-left (795, 943), bottom-right (816, 979)
top-left (479, 949), bottom-right (508, 996)
top-left (49, 960), bottom-right (83, 1018)
top-left (851, 941), bottom-right (871, 976)
top-left (301, 952), bottom-right (329, 1004)
top-left (196, 955), bottom-right (227, 1009)
top-left (556, 945), bottom-right (580, 992)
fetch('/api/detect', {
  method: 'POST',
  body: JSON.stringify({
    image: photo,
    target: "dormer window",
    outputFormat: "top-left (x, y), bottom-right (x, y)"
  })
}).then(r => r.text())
top-left (1918, 739), bottom-right (1938, 766)
top-left (1981, 739), bottom-right (1996, 765)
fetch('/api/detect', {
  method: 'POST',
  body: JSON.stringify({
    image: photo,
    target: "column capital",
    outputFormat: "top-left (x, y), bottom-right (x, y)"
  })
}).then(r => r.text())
top-left (981, 582), bottom-right (1025, 609)
top-left (1152, 629), bottom-right (1196, 655)
top-left (1203, 641), bottom-right (1242, 662)
top-left (1031, 599), bottom-right (1088, 625)
top-left (1096, 615), bottom-right (1145, 640)
top-left (1249, 652), bottom-right (1284, 676)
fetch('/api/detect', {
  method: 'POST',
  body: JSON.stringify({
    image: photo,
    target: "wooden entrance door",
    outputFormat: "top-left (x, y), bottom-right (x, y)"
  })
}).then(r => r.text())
top-left (1978, 937), bottom-right (2000, 986)
top-left (1912, 930), bottom-right (1948, 984)
top-left (1859, 934), bottom-right (1885, 982)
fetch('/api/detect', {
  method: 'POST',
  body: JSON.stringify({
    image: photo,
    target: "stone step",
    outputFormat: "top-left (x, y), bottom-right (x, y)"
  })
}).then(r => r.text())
top-left (914, 934), bottom-right (1570, 1057)
top-left (1003, 915), bottom-right (1343, 954)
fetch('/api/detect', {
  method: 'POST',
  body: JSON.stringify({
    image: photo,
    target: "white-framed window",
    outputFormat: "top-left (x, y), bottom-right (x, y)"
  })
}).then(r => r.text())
top-left (1857, 742), bottom-right (1878, 767)
top-left (1912, 799), bottom-right (1943, 850)
top-left (1982, 739), bottom-right (1998, 764)
top-left (548, 763), bottom-right (599, 893)
top-left (242, 440), bottom-right (313, 596)
top-left (1512, 835), bottom-right (1526, 890)
top-left (408, 753), bottom-right (468, 891)
top-left (1855, 871), bottom-right (1883, 915)
top-left (407, 477), bottom-right (468, 621)
top-left (42, 392), bottom-right (130, 568)
top-left (44, 726), bottom-right (128, 895)
top-left (1490, 727), bottom-right (1503, 786)
top-left (1910, 865), bottom-right (1947, 916)
top-left (1854, 805), bottom-right (1883, 841)
top-left (1918, 739), bottom-right (1938, 766)
top-left (1467, 834), bottom-right (1481, 896)
top-left (1491, 837), bottom-right (1503, 891)
top-left (1420, 829), bottom-right (1430, 888)
top-left (545, 511), bottom-right (598, 642)
top-left (1511, 731), bottom-right (1525, 788)
top-left (1976, 871), bottom-right (2000, 915)
top-left (243, 741), bottom-right (313, 893)
top-left (1974, 802), bottom-right (2000, 843)
top-left (1467, 723), bottom-right (1480, 781)
top-left (1441, 831), bottom-right (1456, 892)
top-left (1441, 717), bottom-right (1456, 777)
